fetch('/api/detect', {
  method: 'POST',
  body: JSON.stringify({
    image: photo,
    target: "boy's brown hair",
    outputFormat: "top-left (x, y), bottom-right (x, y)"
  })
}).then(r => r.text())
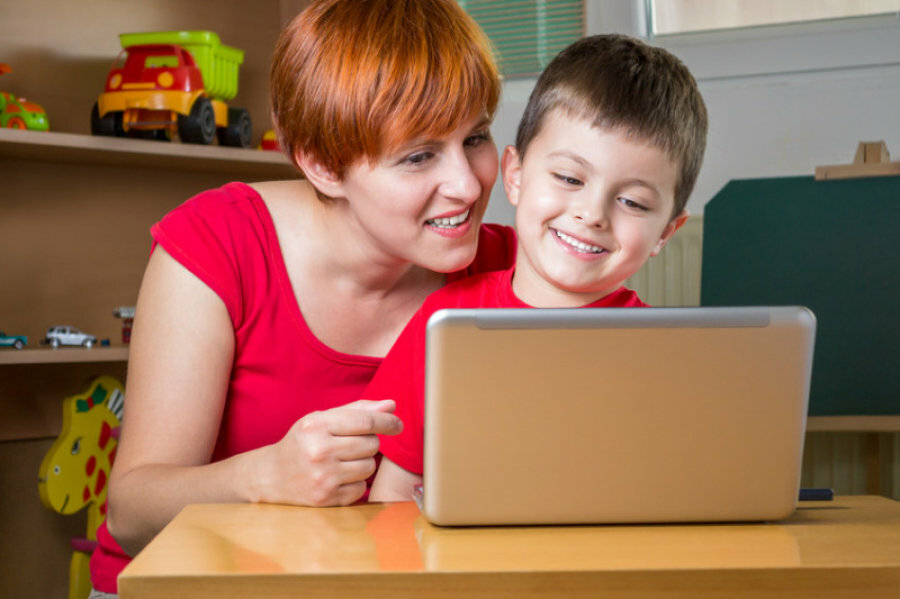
top-left (271, 0), bottom-right (501, 180)
top-left (515, 34), bottom-right (707, 216)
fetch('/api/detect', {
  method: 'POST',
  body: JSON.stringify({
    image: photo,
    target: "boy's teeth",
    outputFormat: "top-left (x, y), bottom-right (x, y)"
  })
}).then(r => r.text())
top-left (427, 209), bottom-right (469, 228)
top-left (555, 230), bottom-right (603, 254)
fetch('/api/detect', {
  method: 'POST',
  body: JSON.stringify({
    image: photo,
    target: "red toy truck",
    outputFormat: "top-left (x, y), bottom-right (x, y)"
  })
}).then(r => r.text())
top-left (91, 31), bottom-right (251, 147)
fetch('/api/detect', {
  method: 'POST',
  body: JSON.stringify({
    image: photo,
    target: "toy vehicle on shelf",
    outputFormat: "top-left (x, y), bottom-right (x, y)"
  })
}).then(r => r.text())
top-left (91, 31), bottom-right (251, 147)
top-left (0, 63), bottom-right (50, 131)
top-left (0, 331), bottom-right (28, 350)
top-left (43, 325), bottom-right (98, 349)
top-left (258, 129), bottom-right (281, 151)
top-left (113, 305), bottom-right (135, 344)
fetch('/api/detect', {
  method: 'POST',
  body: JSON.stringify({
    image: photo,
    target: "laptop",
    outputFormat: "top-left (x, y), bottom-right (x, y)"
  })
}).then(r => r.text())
top-left (415, 306), bottom-right (816, 526)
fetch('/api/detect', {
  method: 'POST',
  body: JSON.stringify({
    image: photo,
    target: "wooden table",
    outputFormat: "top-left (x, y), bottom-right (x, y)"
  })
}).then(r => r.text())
top-left (119, 495), bottom-right (900, 598)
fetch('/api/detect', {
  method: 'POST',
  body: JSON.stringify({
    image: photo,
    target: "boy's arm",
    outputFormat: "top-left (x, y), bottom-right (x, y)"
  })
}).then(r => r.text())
top-left (370, 456), bottom-right (423, 502)
top-left (365, 303), bottom-right (430, 501)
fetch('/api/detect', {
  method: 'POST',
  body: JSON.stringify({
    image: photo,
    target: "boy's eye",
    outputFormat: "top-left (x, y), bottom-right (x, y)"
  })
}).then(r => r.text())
top-left (553, 173), bottom-right (583, 186)
top-left (619, 197), bottom-right (648, 211)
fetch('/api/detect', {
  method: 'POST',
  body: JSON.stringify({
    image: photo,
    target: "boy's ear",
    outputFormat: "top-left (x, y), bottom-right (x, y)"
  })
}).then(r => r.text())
top-left (650, 209), bottom-right (689, 257)
top-left (294, 151), bottom-right (343, 197)
top-left (501, 145), bottom-right (523, 207)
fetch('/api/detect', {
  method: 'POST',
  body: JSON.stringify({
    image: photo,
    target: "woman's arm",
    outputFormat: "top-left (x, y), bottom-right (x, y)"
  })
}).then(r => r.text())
top-left (370, 456), bottom-right (423, 502)
top-left (107, 248), bottom-right (401, 555)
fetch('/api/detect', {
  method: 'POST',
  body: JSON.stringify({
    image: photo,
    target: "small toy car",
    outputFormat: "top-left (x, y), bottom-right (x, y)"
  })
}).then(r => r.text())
top-left (258, 129), bottom-right (281, 151)
top-left (43, 325), bottom-right (98, 349)
top-left (0, 331), bottom-right (28, 350)
top-left (113, 306), bottom-right (135, 344)
top-left (0, 63), bottom-right (50, 131)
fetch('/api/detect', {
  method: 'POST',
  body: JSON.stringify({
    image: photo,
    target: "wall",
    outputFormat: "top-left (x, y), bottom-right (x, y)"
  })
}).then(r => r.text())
top-left (484, 5), bottom-right (900, 225)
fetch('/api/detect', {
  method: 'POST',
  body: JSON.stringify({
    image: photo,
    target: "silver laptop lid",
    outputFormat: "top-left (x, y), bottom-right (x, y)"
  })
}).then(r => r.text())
top-left (422, 306), bottom-right (815, 526)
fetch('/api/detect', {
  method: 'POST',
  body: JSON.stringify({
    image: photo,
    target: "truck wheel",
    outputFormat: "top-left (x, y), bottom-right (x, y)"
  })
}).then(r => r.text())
top-left (13, 340), bottom-right (24, 350)
top-left (217, 107), bottom-right (252, 148)
top-left (91, 102), bottom-right (124, 137)
top-left (178, 98), bottom-right (216, 145)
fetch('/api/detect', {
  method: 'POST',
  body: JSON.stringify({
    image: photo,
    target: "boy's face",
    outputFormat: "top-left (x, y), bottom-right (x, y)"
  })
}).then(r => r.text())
top-left (503, 110), bottom-right (687, 307)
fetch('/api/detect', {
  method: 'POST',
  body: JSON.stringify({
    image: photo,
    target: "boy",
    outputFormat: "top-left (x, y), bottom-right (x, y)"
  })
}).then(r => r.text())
top-left (368, 34), bottom-right (708, 501)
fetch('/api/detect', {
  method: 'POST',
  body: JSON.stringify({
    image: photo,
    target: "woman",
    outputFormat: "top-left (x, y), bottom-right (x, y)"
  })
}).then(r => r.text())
top-left (89, 0), bottom-right (515, 595)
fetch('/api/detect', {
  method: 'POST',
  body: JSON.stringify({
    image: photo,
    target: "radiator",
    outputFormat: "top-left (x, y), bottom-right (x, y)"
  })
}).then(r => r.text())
top-left (624, 215), bottom-right (704, 307)
top-left (802, 432), bottom-right (899, 500)
top-left (623, 215), bottom-right (899, 500)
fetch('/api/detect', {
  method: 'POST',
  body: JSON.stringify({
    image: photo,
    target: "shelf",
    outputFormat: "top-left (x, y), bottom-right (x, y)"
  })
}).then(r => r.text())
top-left (807, 415), bottom-right (900, 432)
top-left (0, 346), bottom-right (129, 365)
top-left (0, 128), bottom-right (297, 179)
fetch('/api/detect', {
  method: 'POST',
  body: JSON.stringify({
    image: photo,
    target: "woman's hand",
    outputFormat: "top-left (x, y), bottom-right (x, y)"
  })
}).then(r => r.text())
top-left (248, 399), bottom-right (402, 507)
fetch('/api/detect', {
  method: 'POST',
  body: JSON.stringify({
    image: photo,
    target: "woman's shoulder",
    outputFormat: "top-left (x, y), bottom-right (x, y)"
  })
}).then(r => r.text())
top-left (161, 182), bottom-right (264, 225)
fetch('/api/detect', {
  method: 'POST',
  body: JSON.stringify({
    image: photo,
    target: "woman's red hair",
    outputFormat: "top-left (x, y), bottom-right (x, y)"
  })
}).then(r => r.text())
top-left (271, 0), bottom-right (500, 178)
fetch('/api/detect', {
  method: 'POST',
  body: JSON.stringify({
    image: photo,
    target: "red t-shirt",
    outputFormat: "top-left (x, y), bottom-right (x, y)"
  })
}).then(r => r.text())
top-left (90, 182), bottom-right (516, 592)
top-left (371, 267), bottom-right (648, 475)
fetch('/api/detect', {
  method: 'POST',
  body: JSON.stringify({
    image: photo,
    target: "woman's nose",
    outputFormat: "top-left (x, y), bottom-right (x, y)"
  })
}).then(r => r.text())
top-left (440, 151), bottom-right (483, 201)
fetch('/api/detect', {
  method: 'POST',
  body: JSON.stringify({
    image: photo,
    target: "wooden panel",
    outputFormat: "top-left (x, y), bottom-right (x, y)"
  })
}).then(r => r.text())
top-left (0, 438), bottom-right (88, 599)
top-left (0, 156), bottom-right (246, 344)
top-left (0, 361), bottom-right (128, 441)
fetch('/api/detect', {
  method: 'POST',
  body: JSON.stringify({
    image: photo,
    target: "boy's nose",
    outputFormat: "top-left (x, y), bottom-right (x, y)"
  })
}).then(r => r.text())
top-left (572, 199), bottom-right (608, 229)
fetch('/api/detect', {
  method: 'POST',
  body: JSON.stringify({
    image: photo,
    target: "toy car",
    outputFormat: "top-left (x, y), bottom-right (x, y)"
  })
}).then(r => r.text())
top-left (0, 331), bottom-right (28, 350)
top-left (0, 63), bottom-right (50, 131)
top-left (43, 326), bottom-right (98, 349)
top-left (258, 129), bottom-right (281, 151)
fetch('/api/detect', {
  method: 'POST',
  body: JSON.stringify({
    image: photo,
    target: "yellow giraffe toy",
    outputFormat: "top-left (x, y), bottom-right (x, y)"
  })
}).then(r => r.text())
top-left (38, 376), bottom-right (124, 599)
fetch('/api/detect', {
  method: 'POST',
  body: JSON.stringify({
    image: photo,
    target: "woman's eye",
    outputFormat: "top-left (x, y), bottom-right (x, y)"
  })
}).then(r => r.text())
top-left (464, 131), bottom-right (491, 147)
top-left (404, 151), bottom-right (433, 166)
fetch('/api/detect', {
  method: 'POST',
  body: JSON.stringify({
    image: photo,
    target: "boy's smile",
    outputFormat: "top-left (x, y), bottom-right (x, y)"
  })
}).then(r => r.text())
top-left (502, 110), bottom-right (687, 307)
top-left (551, 228), bottom-right (607, 257)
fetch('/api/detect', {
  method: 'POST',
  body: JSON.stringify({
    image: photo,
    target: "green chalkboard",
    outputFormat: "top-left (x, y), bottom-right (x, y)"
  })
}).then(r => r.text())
top-left (701, 175), bottom-right (899, 416)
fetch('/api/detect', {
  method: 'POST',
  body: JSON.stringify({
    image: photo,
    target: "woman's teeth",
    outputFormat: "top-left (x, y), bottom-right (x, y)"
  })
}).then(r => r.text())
top-left (555, 230), bottom-right (604, 254)
top-left (427, 209), bottom-right (469, 228)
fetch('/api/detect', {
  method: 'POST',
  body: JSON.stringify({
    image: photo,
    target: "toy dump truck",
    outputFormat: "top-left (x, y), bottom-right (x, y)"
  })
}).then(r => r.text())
top-left (91, 31), bottom-right (251, 147)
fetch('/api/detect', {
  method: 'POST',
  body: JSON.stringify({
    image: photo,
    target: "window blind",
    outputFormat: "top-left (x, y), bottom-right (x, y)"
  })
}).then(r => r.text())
top-left (459, 0), bottom-right (585, 77)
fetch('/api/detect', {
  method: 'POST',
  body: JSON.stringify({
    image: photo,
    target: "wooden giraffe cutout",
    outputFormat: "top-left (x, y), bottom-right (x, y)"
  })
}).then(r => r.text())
top-left (38, 375), bottom-right (124, 599)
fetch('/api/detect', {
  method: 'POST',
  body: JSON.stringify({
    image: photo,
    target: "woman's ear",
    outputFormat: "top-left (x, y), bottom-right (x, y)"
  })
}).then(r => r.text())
top-left (501, 145), bottom-right (523, 207)
top-left (295, 152), bottom-right (343, 197)
top-left (650, 209), bottom-right (690, 257)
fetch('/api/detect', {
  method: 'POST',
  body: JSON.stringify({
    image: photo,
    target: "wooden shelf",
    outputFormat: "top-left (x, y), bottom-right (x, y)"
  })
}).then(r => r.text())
top-left (0, 346), bottom-right (129, 366)
top-left (807, 415), bottom-right (900, 432)
top-left (0, 128), bottom-right (297, 179)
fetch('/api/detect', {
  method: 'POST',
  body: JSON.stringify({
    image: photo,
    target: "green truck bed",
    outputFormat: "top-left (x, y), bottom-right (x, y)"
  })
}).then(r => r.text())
top-left (118, 30), bottom-right (244, 101)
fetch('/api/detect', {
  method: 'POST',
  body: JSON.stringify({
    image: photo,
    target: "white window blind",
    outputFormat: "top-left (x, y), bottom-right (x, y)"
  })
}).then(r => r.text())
top-left (459, 0), bottom-right (585, 77)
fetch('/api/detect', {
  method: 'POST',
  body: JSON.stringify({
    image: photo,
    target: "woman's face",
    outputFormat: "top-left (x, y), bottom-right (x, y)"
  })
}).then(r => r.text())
top-left (334, 113), bottom-right (498, 273)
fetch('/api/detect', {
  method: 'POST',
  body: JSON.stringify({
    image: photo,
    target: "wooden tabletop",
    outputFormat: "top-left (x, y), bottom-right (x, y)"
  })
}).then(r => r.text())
top-left (119, 495), bottom-right (900, 598)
